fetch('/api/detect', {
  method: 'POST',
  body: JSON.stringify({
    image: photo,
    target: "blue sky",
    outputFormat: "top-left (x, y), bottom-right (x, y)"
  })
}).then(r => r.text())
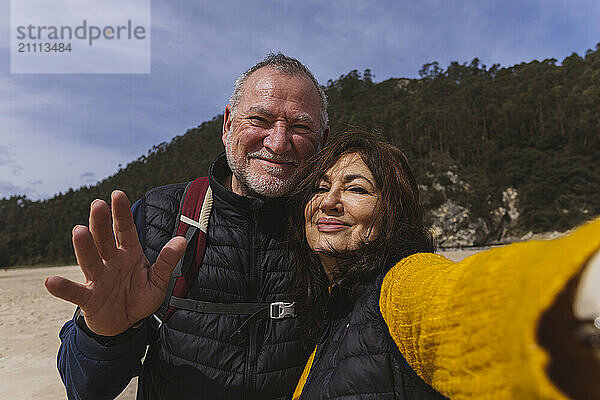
top-left (1, 0), bottom-right (599, 200)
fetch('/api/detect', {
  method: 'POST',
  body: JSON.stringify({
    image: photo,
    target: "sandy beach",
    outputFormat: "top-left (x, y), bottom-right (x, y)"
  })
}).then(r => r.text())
top-left (0, 249), bottom-right (476, 399)
top-left (0, 265), bottom-right (138, 400)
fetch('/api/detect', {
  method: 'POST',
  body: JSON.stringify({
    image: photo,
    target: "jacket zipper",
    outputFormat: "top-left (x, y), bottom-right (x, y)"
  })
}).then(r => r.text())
top-left (244, 209), bottom-right (259, 400)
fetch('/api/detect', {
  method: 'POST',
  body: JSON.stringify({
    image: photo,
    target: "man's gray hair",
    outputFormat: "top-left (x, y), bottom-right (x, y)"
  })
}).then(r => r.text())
top-left (229, 53), bottom-right (329, 135)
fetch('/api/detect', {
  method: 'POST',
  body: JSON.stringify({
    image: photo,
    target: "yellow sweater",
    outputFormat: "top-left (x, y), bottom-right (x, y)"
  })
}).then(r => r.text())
top-left (294, 217), bottom-right (600, 399)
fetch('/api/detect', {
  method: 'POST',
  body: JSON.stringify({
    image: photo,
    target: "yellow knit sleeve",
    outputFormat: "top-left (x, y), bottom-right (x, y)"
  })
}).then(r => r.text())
top-left (380, 217), bottom-right (600, 399)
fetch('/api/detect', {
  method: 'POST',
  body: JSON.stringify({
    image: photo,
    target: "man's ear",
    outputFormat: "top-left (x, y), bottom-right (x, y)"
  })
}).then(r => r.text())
top-left (222, 104), bottom-right (233, 147)
top-left (321, 125), bottom-right (330, 147)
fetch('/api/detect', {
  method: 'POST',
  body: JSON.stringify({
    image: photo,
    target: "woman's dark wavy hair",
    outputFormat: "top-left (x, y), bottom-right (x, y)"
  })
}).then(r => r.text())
top-left (287, 130), bottom-right (434, 345)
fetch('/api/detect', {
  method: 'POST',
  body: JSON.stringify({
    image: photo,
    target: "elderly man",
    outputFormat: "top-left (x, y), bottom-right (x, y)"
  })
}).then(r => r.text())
top-left (46, 53), bottom-right (329, 400)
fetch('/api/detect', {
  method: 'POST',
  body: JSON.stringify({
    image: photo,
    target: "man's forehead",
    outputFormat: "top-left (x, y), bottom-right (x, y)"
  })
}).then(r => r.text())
top-left (243, 105), bottom-right (314, 125)
top-left (239, 68), bottom-right (320, 107)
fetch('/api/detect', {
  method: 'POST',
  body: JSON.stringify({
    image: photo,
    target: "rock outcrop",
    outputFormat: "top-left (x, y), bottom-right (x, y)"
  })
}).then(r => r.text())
top-left (425, 168), bottom-right (523, 248)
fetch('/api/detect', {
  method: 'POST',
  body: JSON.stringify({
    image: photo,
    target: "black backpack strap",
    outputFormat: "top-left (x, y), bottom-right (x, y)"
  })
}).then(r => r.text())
top-left (227, 301), bottom-right (296, 344)
top-left (168, 296), bottom-right (295, 318)
top-left (166, 296), bottom-right (296, 343)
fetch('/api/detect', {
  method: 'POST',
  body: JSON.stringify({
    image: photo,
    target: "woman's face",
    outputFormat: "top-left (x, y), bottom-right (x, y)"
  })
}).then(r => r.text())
top-left (304, 153), bottom-right (381, 254)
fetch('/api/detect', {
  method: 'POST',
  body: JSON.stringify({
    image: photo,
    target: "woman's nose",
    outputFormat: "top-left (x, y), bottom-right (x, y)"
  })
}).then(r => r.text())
top-left (319, 190), bottom-right (343, 213)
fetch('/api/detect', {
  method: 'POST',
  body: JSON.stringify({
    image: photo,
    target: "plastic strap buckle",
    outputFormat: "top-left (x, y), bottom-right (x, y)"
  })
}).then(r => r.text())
top-left (151, 314), bottom-right (163, 330)
top-left (269, 302), bottom-right (296, 319)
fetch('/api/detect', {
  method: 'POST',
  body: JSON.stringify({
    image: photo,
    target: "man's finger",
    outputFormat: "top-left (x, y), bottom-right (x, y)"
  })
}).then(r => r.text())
top-left (111, 190), bottom-right (141, 250)
top-left (72, 225), bottom-right (104, 282)
top-left (89, 199), bottom-right (118, 261)
top-left (149, 236), bottom-right (187, 290)
top-left (45, 276), bottom-right (90, 307)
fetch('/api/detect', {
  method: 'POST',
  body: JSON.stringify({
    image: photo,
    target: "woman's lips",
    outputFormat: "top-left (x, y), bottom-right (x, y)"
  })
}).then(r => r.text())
top-left (316, 218), bottom-right (350, 232)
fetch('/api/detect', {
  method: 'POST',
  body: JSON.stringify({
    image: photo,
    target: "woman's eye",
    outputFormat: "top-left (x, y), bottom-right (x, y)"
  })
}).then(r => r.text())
top-left (315, 186), bottom-right (329, 193)
top-left (348, 186), bottom-right (368, 194)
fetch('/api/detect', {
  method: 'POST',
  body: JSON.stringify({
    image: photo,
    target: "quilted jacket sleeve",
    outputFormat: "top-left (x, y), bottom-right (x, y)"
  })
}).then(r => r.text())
top-left (380, 217), bottom-right (600, 399)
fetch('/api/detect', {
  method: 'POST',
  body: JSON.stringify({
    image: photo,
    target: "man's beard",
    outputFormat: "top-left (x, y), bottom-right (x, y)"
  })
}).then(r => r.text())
top-left (225, 131), bottom-right (301, 198)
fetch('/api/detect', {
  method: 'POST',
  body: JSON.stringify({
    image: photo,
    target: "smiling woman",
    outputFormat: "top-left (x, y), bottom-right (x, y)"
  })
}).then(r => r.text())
top-left (287, 130), bottom-right (600, 400)
top-left (288, 130), bottom-right (433, 351)
top-left (304, 154), bottom-right (386, 277)
top-left (290, 130), bottom-right (432, 305)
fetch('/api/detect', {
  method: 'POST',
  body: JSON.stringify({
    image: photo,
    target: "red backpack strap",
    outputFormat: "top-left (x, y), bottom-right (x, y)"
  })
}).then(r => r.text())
top-left (153, 177), bottom-right (212, 325)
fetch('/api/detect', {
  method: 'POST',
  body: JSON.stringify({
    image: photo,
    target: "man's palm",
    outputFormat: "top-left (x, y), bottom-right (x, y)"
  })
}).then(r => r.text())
top-left (45, 191), bottom-right (186, 336)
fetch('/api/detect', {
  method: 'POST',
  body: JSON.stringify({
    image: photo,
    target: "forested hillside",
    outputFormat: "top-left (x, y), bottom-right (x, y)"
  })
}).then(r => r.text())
top-left (1, 45), bottom-right (599, 266)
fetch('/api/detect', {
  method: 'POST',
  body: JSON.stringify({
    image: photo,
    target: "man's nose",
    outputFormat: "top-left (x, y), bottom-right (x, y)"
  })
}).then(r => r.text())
top-left (319, 190), bottom-right (343, 213)
top-left (263, 123), bottom-right (292, 154)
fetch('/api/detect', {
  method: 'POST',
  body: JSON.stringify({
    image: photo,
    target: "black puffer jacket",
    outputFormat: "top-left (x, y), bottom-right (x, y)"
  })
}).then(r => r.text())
top-left (134, 154), bottom-right (309, 400)
top-left (297, 273), bottom-right (447, 400)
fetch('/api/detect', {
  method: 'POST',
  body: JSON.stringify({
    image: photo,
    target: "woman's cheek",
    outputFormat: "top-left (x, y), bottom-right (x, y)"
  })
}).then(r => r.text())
top-left (305, 225), bottom-right (317, 251)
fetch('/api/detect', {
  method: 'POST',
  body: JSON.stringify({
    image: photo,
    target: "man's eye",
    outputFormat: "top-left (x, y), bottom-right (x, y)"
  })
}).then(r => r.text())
top-left (315, 186), bottom-right (329, 193)
top-left (293, 125), bottom-right (312, 133)
top-left (249, 116), bottom-right (269, 124)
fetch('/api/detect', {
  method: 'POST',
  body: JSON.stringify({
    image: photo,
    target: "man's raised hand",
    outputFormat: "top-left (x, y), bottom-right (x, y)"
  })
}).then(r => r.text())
top-left (45, 191), bottom-right (186, 336)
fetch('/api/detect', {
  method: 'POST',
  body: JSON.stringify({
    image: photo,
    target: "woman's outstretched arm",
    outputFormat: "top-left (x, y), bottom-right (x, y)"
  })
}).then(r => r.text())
top-left (379, 217), bottom-right (600, 400)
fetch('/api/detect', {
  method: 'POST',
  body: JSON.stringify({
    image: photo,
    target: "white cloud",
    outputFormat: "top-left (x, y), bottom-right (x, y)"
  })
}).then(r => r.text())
top-left (0, 77), bottom-right (132, 199)
top-left (0, 127), bottom-right (131, 199)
